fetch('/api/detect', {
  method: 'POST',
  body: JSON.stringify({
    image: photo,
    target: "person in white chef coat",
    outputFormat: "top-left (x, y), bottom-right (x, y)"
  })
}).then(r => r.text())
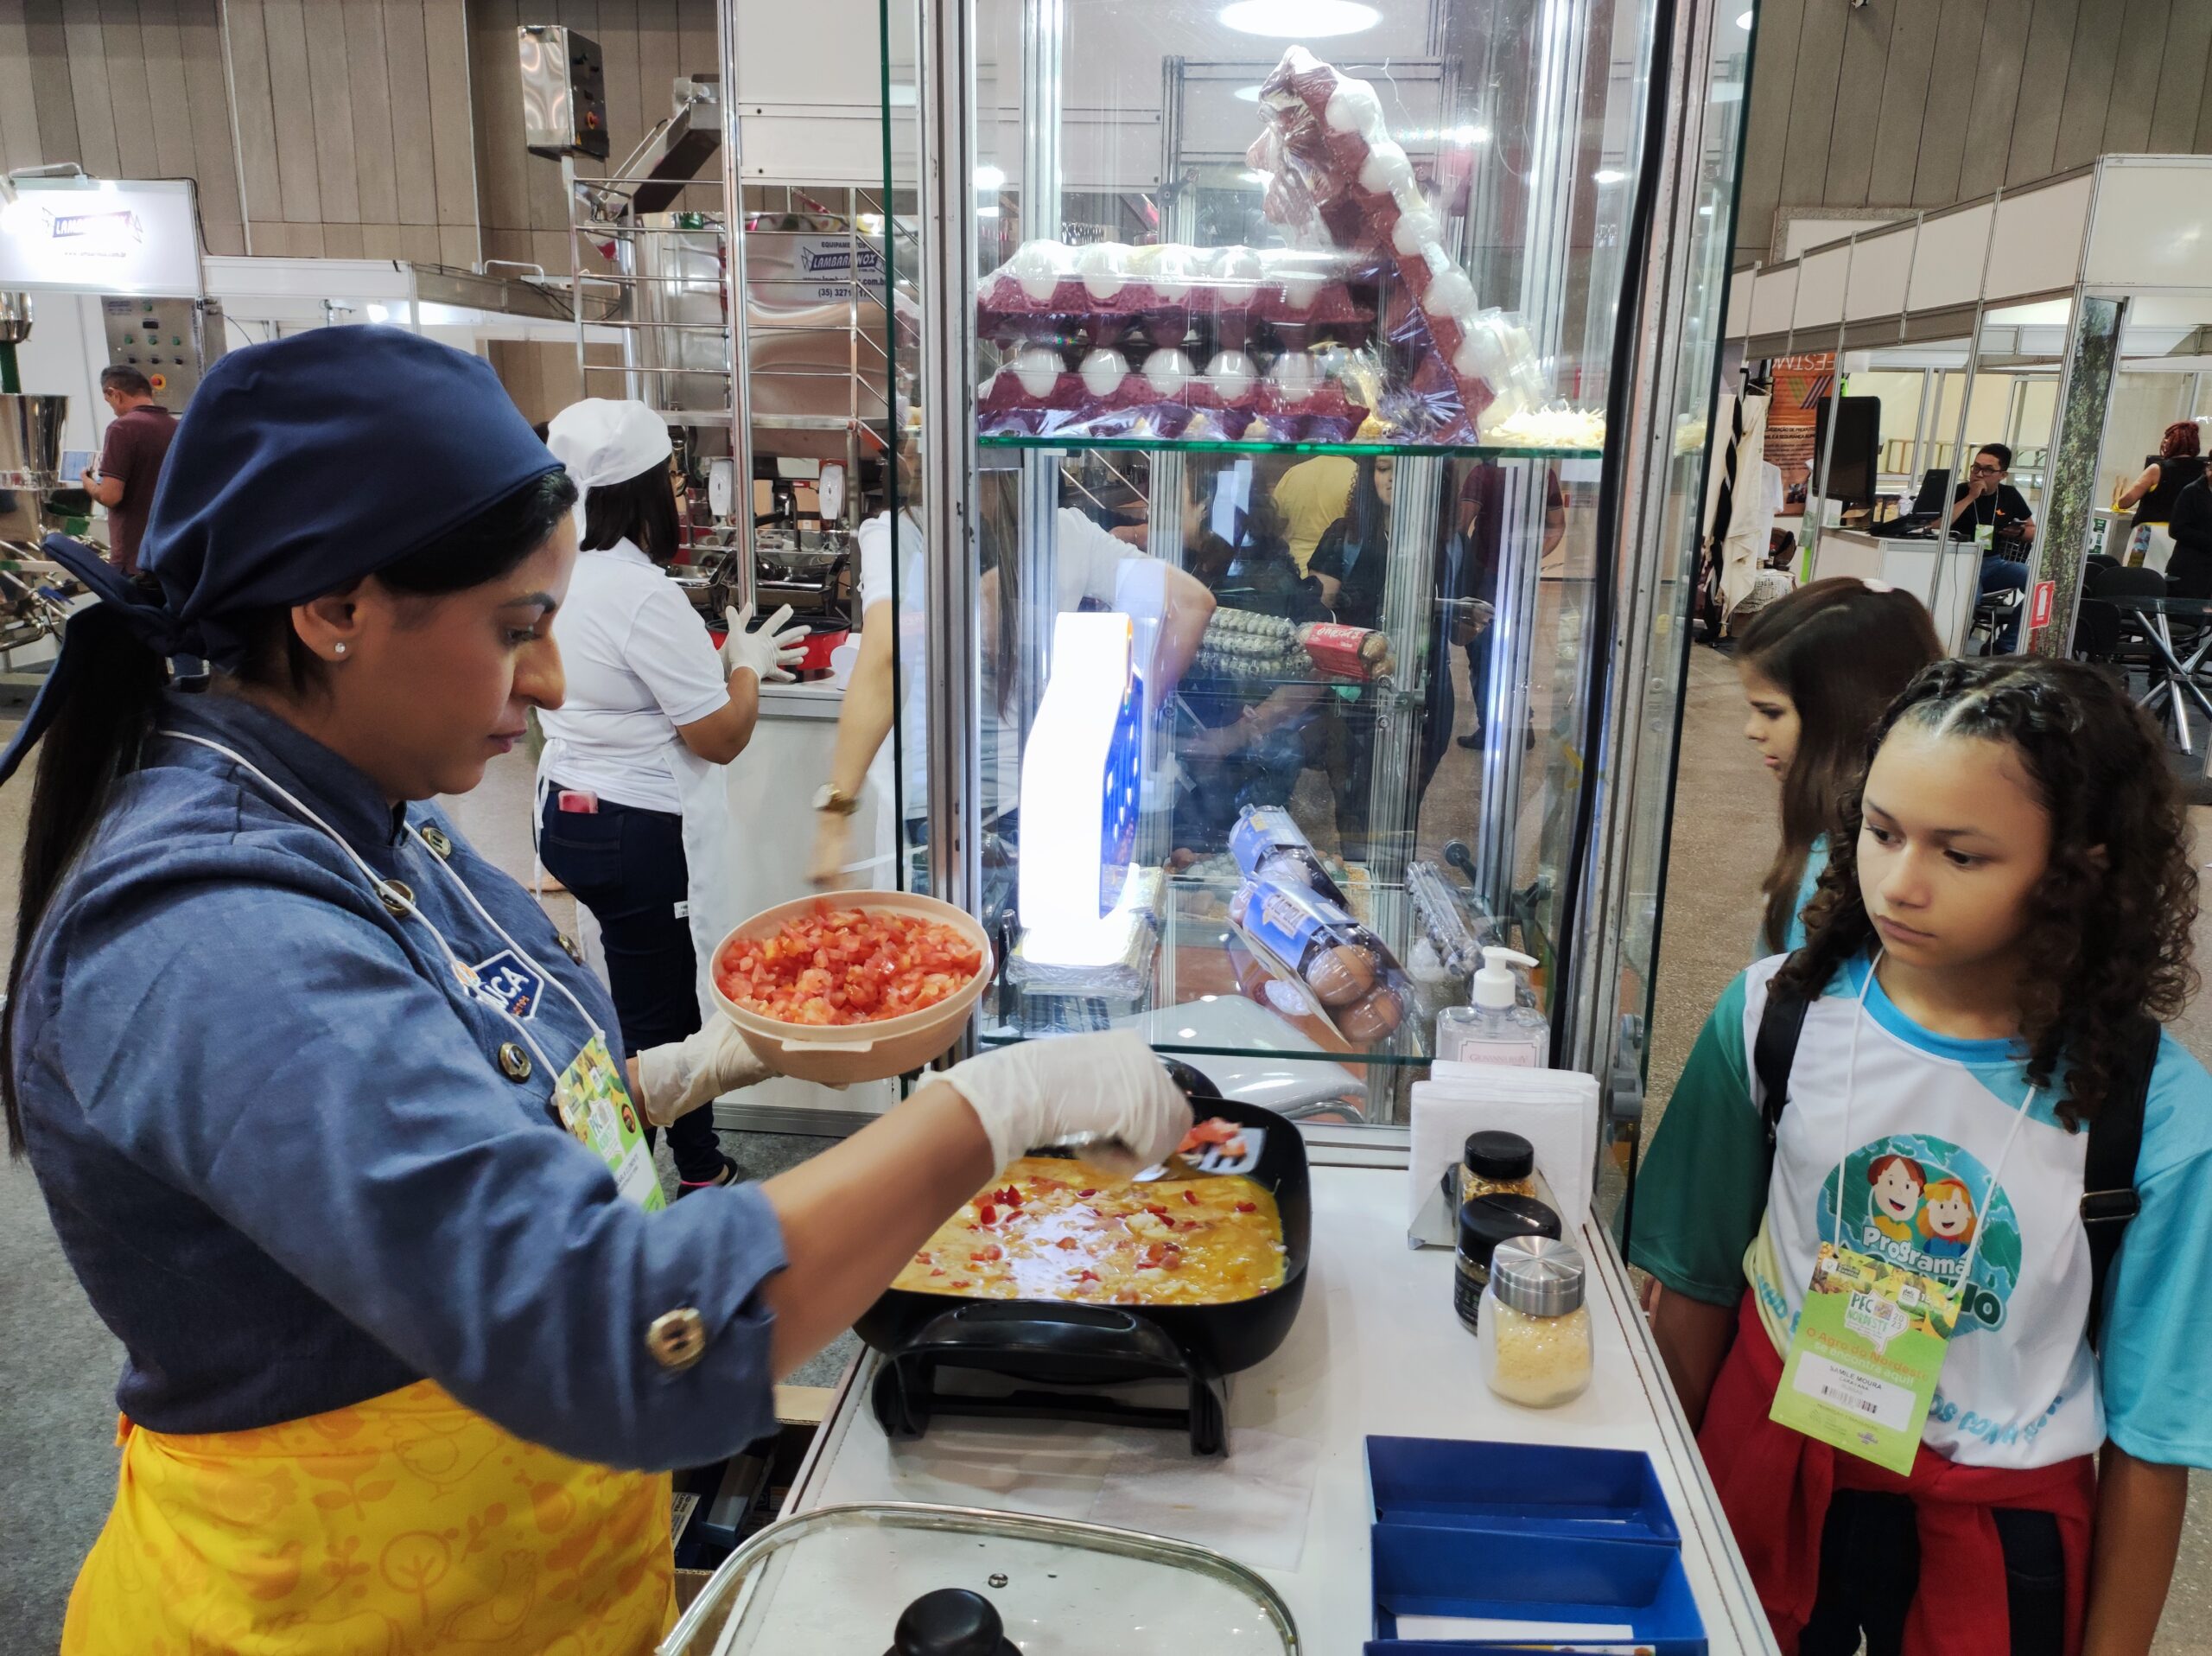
top-left (807, 441), bottom-right (1215, 887)
top-left (539, 399), bottom-right (806, 1193)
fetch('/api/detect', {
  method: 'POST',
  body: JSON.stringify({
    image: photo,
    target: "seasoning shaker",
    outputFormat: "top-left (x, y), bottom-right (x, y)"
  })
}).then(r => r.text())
top-left (1456, 1130), bottom-right (1535, 1203)
top-left (1452, 1193), bottom-right (1561, 1334)
top-left (1478, 1235), bottom-right (1592, 1407)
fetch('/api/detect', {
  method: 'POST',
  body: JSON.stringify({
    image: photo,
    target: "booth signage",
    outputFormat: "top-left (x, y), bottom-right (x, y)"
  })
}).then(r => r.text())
top-left (0, 179), bottom-right (201, 297)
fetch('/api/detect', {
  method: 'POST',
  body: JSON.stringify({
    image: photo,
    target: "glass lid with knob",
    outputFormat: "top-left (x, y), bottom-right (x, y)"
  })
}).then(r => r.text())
top-left (658, 1501), bottom-right (1300, 1655)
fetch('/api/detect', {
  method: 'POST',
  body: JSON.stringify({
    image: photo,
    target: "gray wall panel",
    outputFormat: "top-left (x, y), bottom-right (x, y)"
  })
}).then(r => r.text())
top-left (1737, 0), bottom-right (2212, 264)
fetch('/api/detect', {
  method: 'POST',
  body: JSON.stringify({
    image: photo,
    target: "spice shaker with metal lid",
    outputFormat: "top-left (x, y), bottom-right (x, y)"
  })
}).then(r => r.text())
top-left (1453, 1192), bottom-right (1560, 1333)
top-left (1478, 1235), bottom-right (1592, 1407)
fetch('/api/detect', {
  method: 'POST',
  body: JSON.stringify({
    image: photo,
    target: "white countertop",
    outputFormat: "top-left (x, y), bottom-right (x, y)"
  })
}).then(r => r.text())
top-left (786, 1164), bottom-right (1779, 1653)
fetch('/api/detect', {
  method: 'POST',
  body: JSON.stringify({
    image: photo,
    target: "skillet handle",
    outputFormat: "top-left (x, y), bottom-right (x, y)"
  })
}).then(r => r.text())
top-left (903, 1299), bottom-right (1189, 1372)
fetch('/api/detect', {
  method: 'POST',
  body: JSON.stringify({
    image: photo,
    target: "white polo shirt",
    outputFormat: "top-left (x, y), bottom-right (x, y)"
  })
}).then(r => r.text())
top-left (539, 538), bottom-right (728, 814)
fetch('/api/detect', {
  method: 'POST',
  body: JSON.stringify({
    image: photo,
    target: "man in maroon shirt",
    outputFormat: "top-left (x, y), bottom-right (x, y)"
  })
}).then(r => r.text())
top-left (79, 366), bottom-right (178, 576)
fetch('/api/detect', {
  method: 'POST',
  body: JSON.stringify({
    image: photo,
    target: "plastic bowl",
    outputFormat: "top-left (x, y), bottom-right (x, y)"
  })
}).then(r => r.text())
top-left (709, 892), bottom-right (994, 1084)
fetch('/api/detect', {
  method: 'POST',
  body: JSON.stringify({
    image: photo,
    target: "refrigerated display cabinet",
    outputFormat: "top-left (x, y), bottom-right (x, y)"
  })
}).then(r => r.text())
top-left (868, 0), bottom-right (1753, 1213)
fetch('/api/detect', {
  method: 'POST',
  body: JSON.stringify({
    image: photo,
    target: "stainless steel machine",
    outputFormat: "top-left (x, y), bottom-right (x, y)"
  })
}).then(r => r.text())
top-left (101, 295), bottom-right (225, 410)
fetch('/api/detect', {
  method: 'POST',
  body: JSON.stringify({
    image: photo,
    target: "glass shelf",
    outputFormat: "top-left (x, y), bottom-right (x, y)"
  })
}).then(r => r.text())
top-left (979, 432), bottom-right (1603, 462)
top-left (975, 873), bottom-right (1441, 1073)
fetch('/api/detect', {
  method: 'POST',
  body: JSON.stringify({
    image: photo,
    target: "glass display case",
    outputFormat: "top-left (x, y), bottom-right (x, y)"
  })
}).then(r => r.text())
top-left (868, 0), bottom-right (1750, 1193)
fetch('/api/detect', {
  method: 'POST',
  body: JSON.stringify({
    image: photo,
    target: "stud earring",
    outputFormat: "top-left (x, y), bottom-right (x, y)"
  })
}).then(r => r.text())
top-left (334, 642), bottom-right (347, 656)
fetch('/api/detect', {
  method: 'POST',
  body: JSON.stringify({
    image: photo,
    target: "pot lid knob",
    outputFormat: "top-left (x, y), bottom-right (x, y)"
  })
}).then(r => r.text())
top-left (887, 1588), bottom-right (1019, 1656)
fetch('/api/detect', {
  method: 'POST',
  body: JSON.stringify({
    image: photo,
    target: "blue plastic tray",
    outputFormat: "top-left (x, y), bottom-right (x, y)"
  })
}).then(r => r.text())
top-left (1367, 1522), bottom-right (1707, 1654)
top-left (1367, 1436), bottom-right (1680, 1545)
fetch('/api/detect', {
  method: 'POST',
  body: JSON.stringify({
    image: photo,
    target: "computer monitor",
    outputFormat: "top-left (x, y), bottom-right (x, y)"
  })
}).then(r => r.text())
top-left (1810, 395), bottom-right (1880, 507)
top-left (1910, 467), bottom-right (1953, 517)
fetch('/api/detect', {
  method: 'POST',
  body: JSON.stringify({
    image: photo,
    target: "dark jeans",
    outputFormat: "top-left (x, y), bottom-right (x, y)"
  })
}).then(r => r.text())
top-left (1979, 553), bottom-right (2030, 651)
top-left (537, 793), bottom-right (724, 1184)
top-left (1797, 1489), bottom-right (2064, 1656)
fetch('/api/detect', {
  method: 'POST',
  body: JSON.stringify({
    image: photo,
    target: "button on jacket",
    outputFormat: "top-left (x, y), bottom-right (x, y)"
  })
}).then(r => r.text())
top-left (13, 692), bottom-right (788, 1470)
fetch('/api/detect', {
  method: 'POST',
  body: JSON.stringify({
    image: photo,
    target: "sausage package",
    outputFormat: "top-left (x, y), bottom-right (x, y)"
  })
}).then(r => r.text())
top-left (1229, 805), bottom-right (1353, 909)
top-left (1230, 872), bottom-right (1412, 1047)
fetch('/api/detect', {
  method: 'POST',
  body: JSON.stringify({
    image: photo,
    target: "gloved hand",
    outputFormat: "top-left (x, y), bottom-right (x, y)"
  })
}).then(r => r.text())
top-left (723, 602), bottom-right (809, 684)
top-left (938, 1031), bottom-right (1192, 1175)
top-left (635, 1017), bottom-right (773, 1126)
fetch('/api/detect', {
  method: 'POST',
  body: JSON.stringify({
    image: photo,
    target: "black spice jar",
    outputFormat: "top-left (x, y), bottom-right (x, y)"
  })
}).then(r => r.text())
top-left (1453, 1192), bottom-right (1561, 1334)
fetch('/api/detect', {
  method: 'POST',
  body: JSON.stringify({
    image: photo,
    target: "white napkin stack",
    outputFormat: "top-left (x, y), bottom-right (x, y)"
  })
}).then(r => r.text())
top-left (1408, 1061), bottom-right (1601, 1238)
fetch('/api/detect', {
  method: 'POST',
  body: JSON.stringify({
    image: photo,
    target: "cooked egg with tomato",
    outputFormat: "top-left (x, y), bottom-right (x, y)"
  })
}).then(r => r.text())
top-left (892, 1157), bottom-right (1287, 1306)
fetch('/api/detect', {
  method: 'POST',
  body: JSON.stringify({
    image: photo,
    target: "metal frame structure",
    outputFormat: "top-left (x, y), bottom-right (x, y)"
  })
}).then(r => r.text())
top-left (900, 0), bottom-right (1752, 1136)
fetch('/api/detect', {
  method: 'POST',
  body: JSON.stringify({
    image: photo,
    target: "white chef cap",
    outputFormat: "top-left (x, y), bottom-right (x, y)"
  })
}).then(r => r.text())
top-left (544, 398), bottom-right (674, 532)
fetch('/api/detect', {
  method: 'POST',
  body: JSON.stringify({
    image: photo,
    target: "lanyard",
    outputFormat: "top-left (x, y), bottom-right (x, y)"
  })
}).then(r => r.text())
top-left (163, 731), bottom-right (603, 1084)
top-left (1835, 950), bottom-right (2036, 1296)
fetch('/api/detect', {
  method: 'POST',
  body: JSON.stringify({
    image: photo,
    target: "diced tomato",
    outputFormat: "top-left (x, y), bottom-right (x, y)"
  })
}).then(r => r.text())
top-left (1235, 1201), bottom-right (1258, 1213)
top-left (978, 1203), bottom-right (998, 1226)
top-left (950, 1280), bottom-right (971, 1290)
top-left (1078, 1188), bottom-right (1098, 1198)
top-left (969, 1245), bottom-right (1003, 1263)
top-left (1181, 1190), bottom-right (1199, 1206)
top-left (929, 1268), bottom-right (945, 1277)
top-left (1055, 1236), bottom-right (1077, 1251)
top-left (913, 1251), bottom-right (933, 1264)
top-left (716, 904), bottom-right (982, 1026)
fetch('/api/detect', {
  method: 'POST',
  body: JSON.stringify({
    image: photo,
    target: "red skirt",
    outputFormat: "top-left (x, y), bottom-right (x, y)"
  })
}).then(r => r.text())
top-left (1698, 1292), bottom-right (2095, 1656)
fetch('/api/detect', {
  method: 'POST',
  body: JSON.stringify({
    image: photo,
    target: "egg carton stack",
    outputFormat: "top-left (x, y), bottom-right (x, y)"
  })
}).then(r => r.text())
top-left (1246, 45), bottom-right (1555, 445)
top-left (974, 239), bottom-right (1380, 443)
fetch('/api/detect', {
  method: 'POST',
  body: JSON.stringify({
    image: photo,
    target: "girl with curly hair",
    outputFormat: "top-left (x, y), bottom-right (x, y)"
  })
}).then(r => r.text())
top-left (1628, 657), bottom-right (2208, 1655)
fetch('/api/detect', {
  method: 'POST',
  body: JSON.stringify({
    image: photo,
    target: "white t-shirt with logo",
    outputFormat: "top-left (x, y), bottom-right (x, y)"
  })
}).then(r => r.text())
top-left (1630, 952), bottom-right (2212, 1472)
top-left (538, 538), bottom-right (729, 814)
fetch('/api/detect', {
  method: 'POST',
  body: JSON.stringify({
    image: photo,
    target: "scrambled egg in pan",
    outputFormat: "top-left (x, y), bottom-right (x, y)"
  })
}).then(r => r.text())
top-left (893, 1156), bottom-right (1288, 1306)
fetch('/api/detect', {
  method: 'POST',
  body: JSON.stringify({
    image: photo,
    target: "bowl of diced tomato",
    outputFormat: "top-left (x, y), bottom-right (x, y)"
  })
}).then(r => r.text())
top-left (709, 893), bottom-right (994, 1083)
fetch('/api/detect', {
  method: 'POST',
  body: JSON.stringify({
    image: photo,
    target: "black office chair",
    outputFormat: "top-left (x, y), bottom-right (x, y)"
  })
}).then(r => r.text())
top-left (2086, 553), bottom-right (2120, 579)
top-left (2081, 564), bottom-right (2174, 682)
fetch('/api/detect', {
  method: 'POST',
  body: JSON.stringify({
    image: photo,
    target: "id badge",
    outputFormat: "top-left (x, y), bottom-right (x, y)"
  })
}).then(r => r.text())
top-left (1769, 1239), bottom-right (1959, 1474)
top-left (553, 1034), bottom-right (666, 1212)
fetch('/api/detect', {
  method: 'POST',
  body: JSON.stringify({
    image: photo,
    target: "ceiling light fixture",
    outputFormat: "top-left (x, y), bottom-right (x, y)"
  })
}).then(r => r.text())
top-left (974, 164), bottom-right (1006, 192)
top-left (1219, 0), bottom-right (1380, 39)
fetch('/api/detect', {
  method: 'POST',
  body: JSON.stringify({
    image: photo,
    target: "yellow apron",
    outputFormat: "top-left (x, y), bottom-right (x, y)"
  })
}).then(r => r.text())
top-left (62, 1379), bottom-right (676, 1656)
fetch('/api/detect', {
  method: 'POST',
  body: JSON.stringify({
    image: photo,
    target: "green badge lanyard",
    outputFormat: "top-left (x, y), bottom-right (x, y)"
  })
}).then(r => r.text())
top-left (1769, 952), bottom-right (2035, 1473)
top-left (168, 732), bottom-right (665, 1213)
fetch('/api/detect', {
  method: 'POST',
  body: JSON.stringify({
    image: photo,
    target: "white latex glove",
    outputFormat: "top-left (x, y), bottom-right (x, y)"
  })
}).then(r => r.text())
top-left (938, 1031), bottom-right (1193, 1176)
top-left (723, 602), bottom-right (809, 684)
top-left (635, 1017), bottom-right (773, 1126)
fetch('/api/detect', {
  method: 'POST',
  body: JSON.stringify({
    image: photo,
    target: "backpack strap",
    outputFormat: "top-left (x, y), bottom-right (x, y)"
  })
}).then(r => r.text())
top-left (2081, 1016), bottom-right (2160, 1353)
top-left (1754, 983), bottom-right (1812, 1152)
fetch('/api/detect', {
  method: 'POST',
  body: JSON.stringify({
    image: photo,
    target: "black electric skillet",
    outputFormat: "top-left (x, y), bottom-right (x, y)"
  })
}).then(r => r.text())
top-left (855, 1060), bottom-right (1312, 1455)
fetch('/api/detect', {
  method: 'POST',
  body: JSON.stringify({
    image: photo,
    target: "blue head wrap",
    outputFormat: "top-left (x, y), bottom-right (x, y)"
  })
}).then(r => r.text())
top-left (0, 325), bottom-right (562, 787)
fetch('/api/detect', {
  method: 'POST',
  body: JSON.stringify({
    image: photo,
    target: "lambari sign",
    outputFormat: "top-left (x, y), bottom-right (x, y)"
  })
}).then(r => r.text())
top-left (0, 178), bottom-right (200, 297)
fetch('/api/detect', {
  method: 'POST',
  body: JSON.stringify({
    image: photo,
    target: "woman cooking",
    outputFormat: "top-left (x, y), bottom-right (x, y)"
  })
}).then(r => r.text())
top-left (537, 398), bottom-right (806, 1195)
top-left (7, 328), bottom-right (1192, 1652)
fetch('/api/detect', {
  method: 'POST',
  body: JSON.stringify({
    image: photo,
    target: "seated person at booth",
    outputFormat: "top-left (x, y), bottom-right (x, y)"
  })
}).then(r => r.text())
top-left (2164, 466), bottom-right (2212, 598)
top-left (1956, 444), bottom-right (2036, 649)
